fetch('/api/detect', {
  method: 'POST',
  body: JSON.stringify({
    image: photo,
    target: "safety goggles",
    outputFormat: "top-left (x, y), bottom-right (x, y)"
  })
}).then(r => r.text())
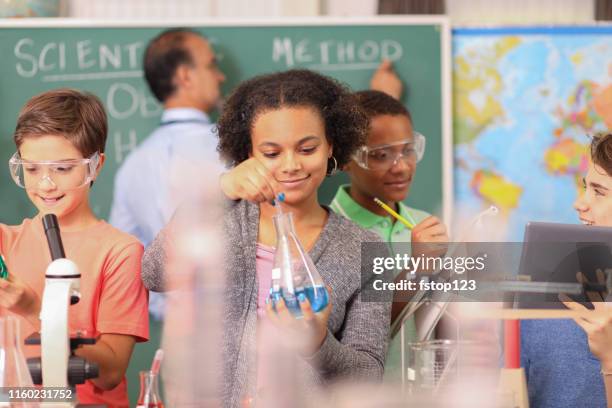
top-left (353, 132), bottom-right (426, 171)
top-left (9, 151), bottom-right (100, 190)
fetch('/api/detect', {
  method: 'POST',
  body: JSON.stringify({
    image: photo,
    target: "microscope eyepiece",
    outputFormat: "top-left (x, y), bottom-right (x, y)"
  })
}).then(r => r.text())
top-left (42, 214), bottom-right (66, 260)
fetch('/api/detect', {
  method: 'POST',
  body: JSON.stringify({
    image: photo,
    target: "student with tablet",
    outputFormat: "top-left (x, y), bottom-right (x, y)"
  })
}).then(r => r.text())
top-left (522, 132), bottom-right (612, 408)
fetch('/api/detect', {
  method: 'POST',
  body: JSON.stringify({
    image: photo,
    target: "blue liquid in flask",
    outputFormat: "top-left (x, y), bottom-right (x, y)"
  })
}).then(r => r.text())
top-left (270, 285), bottom-right (328, 318)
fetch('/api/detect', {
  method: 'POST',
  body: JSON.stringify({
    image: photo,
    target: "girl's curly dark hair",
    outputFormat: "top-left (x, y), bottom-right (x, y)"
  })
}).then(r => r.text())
top-left (217, 69), bottom-right (368, 171)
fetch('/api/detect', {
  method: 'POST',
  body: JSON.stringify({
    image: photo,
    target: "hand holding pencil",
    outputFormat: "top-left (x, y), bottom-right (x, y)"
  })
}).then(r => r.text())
top-left (411, 216), bottom-right (449, 262)
top-left (373, 197), bottom-right (448, 267)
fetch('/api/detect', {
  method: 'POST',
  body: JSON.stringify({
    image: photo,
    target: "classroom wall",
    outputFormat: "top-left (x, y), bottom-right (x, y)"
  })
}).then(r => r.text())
top-left (63, 0), bottom-right (597, 24)
top-left (445, 0), bottom-right (595, 25)
top-left (65, 0), bottom-right (320, 19)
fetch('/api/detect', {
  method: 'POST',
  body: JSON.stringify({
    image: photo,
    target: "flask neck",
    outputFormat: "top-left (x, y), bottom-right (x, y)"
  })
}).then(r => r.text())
top-left (137, 371), bottom-right (162, 406)
top-left (272, 212), bottom-right (296, 240)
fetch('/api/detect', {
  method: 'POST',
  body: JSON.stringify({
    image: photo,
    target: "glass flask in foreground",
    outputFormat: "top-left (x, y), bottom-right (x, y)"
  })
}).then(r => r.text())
top-left (0, 316), bottom-right (37, 408)
top-left (269, 212), bottom-right (328, 317)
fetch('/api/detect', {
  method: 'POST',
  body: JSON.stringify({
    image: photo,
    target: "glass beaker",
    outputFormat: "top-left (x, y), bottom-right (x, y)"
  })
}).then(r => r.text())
top-left (269, 212), bottom-right (328, 317)
top-left (136, 370), bottom-right (164, 408)
top-left (0, 316), bottom-right (35, 387)
top-left (408, 340), bottom-right (457, 390)
top-left (0, 316), bottom-right (36, 408)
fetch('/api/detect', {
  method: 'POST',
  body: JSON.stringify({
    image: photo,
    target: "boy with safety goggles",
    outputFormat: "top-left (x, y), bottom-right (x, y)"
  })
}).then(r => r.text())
top-left (0, 89), bottom-right (148, 407)
top-left (331, 90), bottom-right (448, 267)
top-left (330, 90), bottom-right (449, 380)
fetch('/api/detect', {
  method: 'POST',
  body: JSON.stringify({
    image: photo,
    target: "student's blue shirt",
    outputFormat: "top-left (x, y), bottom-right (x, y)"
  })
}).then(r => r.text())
top-left (109, 108), bottom-right (222, 320)
top-left (110, 108), bottom-right (221, 246)
top-left (521, 319), bottom-right (606, 408)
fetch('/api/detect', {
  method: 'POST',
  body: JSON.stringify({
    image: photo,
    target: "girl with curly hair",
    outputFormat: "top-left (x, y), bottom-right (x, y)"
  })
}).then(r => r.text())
top-left (142, 69), bottom-right (391, 406)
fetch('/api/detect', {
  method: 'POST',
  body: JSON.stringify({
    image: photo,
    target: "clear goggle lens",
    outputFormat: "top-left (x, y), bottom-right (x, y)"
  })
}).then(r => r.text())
top-left (8, 152), bottom-right (100, 190)
top-left (353, 132), bottom-right (426, 171)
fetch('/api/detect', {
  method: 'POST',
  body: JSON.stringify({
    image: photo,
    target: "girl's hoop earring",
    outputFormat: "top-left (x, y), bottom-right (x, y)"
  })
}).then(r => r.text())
top-left (327, 156), bottom-right (338, 176)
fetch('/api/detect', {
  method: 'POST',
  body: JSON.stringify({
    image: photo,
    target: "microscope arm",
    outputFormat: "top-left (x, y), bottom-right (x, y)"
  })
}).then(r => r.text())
top-left (40, 258), bottom-right (79, 388)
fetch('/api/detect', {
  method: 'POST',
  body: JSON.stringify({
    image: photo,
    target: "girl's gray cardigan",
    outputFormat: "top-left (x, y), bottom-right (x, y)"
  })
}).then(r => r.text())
top-left (142, 199), bottom-right (391, 406)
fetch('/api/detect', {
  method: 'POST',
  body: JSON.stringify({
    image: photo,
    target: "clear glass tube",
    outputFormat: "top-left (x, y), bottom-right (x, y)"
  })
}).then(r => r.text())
top-left (136, 370), bottom-right (164, 408)
top-left (0, 316), bottom-right (37, 408)
top-left (0, 316), bottom-right (35, 387)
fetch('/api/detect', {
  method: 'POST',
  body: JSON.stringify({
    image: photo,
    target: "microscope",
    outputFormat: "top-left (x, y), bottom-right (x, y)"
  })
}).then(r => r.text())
top-left (26, 214), bottom-right (98, 406)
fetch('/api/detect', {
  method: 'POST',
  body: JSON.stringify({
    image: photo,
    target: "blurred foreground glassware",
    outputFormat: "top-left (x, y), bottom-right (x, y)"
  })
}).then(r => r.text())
top-left (0, 316), bottom-right (36, 407)
top-left (136, 370), bottom-right (164, 408)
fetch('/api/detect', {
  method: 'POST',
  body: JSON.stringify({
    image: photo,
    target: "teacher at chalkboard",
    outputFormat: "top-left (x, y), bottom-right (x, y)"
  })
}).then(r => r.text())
top-left (109, 28), bottom-right (225, 247)
top-left (109, 28), bottom-right (226, 318)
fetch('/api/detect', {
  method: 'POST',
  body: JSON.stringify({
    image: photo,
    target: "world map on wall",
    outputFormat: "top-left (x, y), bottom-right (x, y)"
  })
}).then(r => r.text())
top-left (0, 0), bottom-right (60, 18)
top-left (453, 29), bottom-right (612, 240)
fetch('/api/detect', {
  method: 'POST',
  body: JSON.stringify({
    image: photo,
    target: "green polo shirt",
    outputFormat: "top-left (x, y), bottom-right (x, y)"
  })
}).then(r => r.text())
top-left (330, 184), bottom-right (431, 382)
top-left (330, 184), bottom-right (429, 254)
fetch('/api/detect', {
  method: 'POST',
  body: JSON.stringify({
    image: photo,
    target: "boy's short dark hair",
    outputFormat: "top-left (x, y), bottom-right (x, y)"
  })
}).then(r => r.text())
top-left (354, 90), bottom-right (412, 122)
top-left (144, 28), bottom-right (200, 102)
top-left (14, 88), bottom-right (107, 156)
top-left (590, 132), bottom-right (612, 176)
top-left (217, 69), bottom-right (368, 170)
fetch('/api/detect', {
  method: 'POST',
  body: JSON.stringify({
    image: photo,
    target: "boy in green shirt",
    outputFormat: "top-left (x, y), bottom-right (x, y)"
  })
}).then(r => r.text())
top-left (330, 90), bottom-right (449, 380)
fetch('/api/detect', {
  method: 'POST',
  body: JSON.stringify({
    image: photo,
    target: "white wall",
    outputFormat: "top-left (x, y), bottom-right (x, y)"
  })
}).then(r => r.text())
top-left (65, 0), bottom-right (596, 24)
top-left (325, 0), bottom-right (596, 24)
top-left (446, 0), bottom-right (595, 25)
top-left (66, 0), bottom-right (320, 19)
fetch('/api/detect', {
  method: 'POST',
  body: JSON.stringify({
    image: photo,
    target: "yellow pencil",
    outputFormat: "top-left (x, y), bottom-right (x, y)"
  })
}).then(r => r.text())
top-left (373, 197), bottom-right (415, 230)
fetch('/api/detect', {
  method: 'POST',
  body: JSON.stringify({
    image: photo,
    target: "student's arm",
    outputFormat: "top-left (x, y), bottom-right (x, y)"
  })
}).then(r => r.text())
top-left (563, 299), bottom-right (612, 405)
top-left (305, 288), bottom-right (390, 380)
top-left (142, 193), bottom-right (226, 293)
top-left (0, 276), bottom-right (41, 327)
top-left (0, 277), bottom-right (137, 391)
top-left (0, 226), bottom-right (43, 328)
top-left (391, 216), bottom-right (449, 322)
top-left (268, 289), bottom-right (390, 381)
top-left (74, 334), bottom-right (135, 390)
top-left (89, 241), bottom-right (149, 390)
top-left (370, 59), bottom-right (403, 100)
top-left (604, 366), bottom-right (612, 408)
top-left (142, 226), bottom-right (170, 292)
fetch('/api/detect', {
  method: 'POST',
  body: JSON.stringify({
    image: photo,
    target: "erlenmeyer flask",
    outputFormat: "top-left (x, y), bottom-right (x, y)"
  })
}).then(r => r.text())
top-left (0, 316), bottom-right (36, 407)
top-left (136, 370), bottom-right (164, 408)
top-left (269, 212), bottom-right (328, 317)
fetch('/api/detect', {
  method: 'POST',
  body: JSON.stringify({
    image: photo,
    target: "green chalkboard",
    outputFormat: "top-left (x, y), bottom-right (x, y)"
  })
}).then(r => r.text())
top-left (0, 17), bottom-right (451, 225)
top-left (0, 18), bottom-right (451, 404)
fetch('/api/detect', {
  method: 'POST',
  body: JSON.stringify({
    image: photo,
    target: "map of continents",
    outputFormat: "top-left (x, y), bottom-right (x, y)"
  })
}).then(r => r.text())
top-left (453, 28), bottom-right (612, 240)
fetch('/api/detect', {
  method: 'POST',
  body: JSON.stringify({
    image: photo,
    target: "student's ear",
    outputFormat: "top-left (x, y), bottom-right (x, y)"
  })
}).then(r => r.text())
top-left (89, 153), bottom-right (105, 188)
top-left (94, 153), bottom-right (106, 178)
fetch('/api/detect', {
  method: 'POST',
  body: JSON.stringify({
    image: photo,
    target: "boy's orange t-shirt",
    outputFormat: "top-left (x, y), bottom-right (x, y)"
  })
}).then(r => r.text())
top-left (0, 216), bottom-right (149, 408)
